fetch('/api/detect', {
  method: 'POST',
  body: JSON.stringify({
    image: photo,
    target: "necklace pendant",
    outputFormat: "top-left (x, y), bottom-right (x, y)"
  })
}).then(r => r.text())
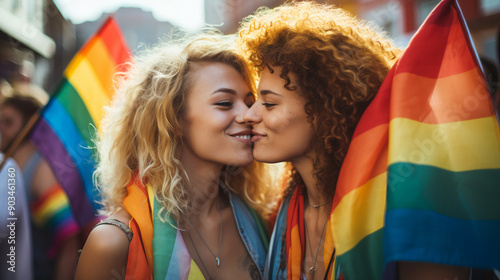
top-left (309, 266), bottom-right (316, 279)
top-left (216, 257), bottom-right (220, 267)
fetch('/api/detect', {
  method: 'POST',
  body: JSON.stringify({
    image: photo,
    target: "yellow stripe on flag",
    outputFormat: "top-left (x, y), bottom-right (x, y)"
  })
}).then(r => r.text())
top-left (332, 172), bottom-right (386, 255)
top-left (64, 53), bottom-right (110, 127)
top-left (388, 117), bottom-right (500, 171)
top-left (81, 37), bottom-right (118, 99)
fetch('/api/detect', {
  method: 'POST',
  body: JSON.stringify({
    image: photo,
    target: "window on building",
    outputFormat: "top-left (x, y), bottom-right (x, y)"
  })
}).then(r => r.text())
top-left (481, 0), bottom-right (500, 14)
top-left (417, 0), bottom-right (441, 26)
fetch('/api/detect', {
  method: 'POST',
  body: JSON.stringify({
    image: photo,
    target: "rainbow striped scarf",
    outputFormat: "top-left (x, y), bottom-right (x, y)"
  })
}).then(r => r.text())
top-left (123, 179), bottom-right (268, 279)
top-left (286, 187), bottom-right (336, 279)
top-left (330, 0), bottom-right (500, 279)
top-left (265, 187), bottom-right (338, 280)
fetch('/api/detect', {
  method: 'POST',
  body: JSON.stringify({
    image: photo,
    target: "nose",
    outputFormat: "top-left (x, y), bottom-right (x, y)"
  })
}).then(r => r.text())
top-left (243, 102), bottom-right (262, 124)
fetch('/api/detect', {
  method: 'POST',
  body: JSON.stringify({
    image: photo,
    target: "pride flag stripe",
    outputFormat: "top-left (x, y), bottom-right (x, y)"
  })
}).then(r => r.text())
top-left (395, 4), bottom-right (475, 79)
top-left (65, 54), bottom-right (110, 127)
top-left (96, 20), bottom-right (131, 67)
top-left (384, 209), bottom-right (500, 268)
top-left (388, 164), bottom-right (500, 220)
top-left (388, 117), bottom-right (500, 171)
top-left (391, 70), bottom-right (493, 123)
top-left (79, 37), bottom-right (118, 97)
top-left (333, 173), bottom-right (386, 255)
top-left (332, 124), bottom-right (388, 208)
top-left (55, 79), bottom-right (96, 148)
top-left (337, 229), bottom-right (384, 280)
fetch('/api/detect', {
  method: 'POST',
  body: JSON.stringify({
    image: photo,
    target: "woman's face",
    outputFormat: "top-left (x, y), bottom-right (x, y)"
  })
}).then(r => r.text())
top-left (182, 62), bottom-right (255, 167)
top-left (243, 67), bottom-right (314, 163)
top-left (0, 105), bottom-right (24, 152)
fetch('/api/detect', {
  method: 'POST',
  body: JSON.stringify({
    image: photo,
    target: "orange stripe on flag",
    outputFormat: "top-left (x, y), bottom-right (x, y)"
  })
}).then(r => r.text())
top-left (80, 37), bottom-right (118, 99)
top-left (333, 124), bottom-right (388, 209)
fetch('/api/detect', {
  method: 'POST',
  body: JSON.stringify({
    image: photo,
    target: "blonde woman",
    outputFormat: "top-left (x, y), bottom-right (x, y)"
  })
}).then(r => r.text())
top-left (76, 33), bottom-right (278, 280)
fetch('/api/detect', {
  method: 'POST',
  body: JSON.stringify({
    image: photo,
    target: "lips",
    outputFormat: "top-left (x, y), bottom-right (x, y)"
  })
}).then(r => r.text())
top-left (230, 130), bottom-right (252, 144)
top-left (250, 131), bottom-right (266, 142)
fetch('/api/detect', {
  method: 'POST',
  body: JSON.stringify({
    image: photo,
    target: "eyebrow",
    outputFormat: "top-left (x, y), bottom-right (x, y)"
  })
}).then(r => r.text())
top-left (212, 88), bottom-right (253, 98)
top-left (212, 88), bottom-right (237, 95)
top-left (260, 90), bottom-right (282, 97)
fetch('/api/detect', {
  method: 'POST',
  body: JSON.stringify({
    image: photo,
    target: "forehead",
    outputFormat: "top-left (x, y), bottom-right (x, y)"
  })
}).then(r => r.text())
top-left (258, 66), bottom-right (299, 88)
top-left (188, 63), bottom-right (248, 93)
top-left (0, 104), bottom-right (20, 115)
top-left (257, 67), bottom-right (305, 100)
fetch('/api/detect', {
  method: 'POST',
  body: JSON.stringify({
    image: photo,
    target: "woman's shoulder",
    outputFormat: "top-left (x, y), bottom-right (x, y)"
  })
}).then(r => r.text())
top-left (85, 209), bottom-right (132, 254)
top-left (76, 209), bottom-right (132, 279)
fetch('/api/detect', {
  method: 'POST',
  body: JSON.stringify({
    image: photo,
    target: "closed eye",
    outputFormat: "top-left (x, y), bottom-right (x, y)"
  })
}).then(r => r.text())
top-left (261, 102), bottom-right (276, 108)
top-left (215, 101), bottom-right (233, 107)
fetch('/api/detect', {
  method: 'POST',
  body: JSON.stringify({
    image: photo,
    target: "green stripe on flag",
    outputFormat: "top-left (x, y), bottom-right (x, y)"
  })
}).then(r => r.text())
top-left (387, 163), bottom-right (500, 220)
top-left (55, 79), bottom-right (97, 152)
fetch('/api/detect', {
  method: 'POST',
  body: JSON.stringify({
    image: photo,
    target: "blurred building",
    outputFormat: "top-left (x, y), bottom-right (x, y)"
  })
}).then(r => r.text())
top-left (354, 0), bottom-right (500, 63)
top-left (207, 0), bottom-right (498, 64)
top-left (0, 0), bottom-right (75, 94)
top-left (205, 0), bottom-right (284, 34)
top-left (76, 7), bottom-right (177, 55)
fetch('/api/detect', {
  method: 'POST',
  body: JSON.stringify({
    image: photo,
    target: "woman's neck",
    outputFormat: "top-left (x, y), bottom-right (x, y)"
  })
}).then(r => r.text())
top-left (181, 155), bottom-right (224, 218)
top-left (291, 155), bottom-right (328, 207)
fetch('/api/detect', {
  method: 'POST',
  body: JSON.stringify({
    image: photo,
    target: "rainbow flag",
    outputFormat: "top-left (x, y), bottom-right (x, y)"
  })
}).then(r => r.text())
top-left (330, 0), bottom-right (500, 279)
top-left (30, 17), bottom-right (131, 229)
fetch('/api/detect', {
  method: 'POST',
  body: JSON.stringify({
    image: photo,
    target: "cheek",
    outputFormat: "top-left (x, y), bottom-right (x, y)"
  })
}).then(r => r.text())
top-left (265, 111), bottom-right (304, 137)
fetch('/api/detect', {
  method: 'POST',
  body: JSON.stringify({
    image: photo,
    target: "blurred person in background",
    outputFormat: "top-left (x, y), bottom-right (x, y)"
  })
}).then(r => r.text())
top-left (0, 85), bottom-right (80, 280)
top-left (0, 83), bottom-right (33, 280)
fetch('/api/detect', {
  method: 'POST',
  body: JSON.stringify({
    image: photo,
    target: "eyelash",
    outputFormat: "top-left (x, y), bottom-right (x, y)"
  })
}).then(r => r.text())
top-left (215, 101), bottom-right (233, 108)
top-left (261, 102), bottom-right (276, 108)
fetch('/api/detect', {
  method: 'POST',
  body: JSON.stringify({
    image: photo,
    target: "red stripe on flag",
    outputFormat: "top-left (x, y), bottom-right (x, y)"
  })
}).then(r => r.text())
top-left (96, 17), bottom-right (131, 68)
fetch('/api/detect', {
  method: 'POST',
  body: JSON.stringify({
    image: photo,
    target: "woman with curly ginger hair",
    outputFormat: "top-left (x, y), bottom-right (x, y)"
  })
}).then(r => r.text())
top-left (239, 2), bottom-right (470, 280)
top-left (76, 33), bottom-right (280, 280)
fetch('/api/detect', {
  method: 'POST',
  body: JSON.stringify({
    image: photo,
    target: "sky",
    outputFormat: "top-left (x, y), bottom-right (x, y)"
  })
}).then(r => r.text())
top-left (53, 0), bottom-right (205, 31)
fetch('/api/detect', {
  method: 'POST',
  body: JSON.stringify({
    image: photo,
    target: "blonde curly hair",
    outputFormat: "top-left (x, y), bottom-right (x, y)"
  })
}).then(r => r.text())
top-left (96, 32), bottom-right (279, 220)
top-left (238, 1), bottom-right (401, 199)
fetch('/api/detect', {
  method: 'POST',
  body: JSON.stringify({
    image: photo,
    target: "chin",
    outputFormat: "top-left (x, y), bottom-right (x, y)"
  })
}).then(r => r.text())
top-left (224, 152), bottom-right (253, 167)
top-left (253, 150), bottom-right (282, 164)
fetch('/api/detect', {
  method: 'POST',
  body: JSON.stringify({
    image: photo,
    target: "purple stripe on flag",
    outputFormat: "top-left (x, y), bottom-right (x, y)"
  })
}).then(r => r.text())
top-left (31, 118), bottom-right (97, 227)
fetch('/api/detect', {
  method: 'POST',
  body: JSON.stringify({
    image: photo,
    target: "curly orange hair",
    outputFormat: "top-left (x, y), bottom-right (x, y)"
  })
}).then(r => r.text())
top-left (238, 1), bottom-right (401, 199)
